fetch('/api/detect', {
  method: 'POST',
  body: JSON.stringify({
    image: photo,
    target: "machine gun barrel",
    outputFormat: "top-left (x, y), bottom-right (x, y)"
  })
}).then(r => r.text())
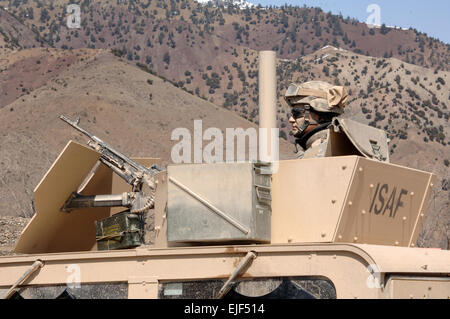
top-left (60, 115), bottom-right (95, 140)
top-left (60, 115), bottom-right (143, 170)
top-left (60, 115), bottom-right (161, 191)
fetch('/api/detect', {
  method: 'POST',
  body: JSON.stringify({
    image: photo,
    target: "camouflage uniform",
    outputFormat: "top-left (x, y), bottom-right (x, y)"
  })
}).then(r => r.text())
top-left (285, 81), bottom-right (348, 159)
top-left (294, 129), bottom-right (329, 159)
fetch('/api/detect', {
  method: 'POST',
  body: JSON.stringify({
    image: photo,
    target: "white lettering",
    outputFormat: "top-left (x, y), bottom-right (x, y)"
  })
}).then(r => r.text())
top-left (66, 264), bottom-right (81, 289)
top-left (185, 303), bottom-right (218, 316)
top-left (170, 121), bottom-right (279, 169)
top-left (366, 4), bottom-right (381, 28)
top-left (67, 4), bottom-right (81, 29)
top-left (225, 127), bottom-right (257, 163)
top-left (193, 120), bottom-right (203, 164)
top-left (203, 127), bottom-right (223, 163)
top-left (366, 264), bottom-right (382, 289)
top-left (171, 128), bottom-right (191, 163)
top-left (259, 127), bottom-right (279, 174)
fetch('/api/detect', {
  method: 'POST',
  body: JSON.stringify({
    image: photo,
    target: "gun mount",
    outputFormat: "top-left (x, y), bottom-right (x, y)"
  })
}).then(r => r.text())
top-left (59, 115), bottom-right (164, 214)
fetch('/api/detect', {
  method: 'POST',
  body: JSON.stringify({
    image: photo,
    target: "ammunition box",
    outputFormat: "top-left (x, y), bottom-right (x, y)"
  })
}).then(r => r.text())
top-left (167, 162), bottom-right (272, 243)
top-left (95, 211), bottom-right (145, 250)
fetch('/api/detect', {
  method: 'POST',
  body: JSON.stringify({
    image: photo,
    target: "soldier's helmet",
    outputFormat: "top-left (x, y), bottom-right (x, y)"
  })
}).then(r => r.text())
top-left (284, 81), bottom-right (348, 115)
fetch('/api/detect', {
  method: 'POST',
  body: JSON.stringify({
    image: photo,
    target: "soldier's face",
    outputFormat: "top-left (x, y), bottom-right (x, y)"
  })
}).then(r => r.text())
top-left (289, 107), bottom-right (320, 137)
top-left (288, 115), bottom-right (304, 136)
top-left (289, 106), bottom-right (307, 137)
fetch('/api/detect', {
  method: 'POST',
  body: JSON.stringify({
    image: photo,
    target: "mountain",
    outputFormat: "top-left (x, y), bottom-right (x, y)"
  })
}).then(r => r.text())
top-left (0, 7), bottom-right (44, 49)
top-left (1, 0), bottom-right (447, 67)
top-left (1, 0), bottom-right (447, 123)
top-left (0, 7), bottom-right (44, 58)
top-left (195, 0), bottom-right (254, 9)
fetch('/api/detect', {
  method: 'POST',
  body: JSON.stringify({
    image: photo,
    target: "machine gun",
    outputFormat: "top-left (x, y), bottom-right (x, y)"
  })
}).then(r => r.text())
top-left (59, 115), bottom-right (164, 214)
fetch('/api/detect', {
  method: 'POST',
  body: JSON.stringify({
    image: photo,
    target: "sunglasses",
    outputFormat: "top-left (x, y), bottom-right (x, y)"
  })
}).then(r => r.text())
top-left (291, 107), bottom-right (308, 119)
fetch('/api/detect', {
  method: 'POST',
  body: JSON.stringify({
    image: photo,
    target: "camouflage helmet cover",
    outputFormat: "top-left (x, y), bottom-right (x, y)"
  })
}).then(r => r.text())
top-left (284, 81), bottom-right (348, 115)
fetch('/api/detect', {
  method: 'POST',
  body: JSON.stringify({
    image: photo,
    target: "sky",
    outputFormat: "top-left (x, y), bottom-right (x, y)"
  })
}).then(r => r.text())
top-left (248, 0), bottom-right (450, 44)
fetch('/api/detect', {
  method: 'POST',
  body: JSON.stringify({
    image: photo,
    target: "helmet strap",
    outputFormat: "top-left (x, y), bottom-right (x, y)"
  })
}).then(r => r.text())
top-left (295, 106), bottom-right (311, 135)
top-left (292, 106), bottom-right (327, 152)
top-left (295, 121), bottom-right (332, 150)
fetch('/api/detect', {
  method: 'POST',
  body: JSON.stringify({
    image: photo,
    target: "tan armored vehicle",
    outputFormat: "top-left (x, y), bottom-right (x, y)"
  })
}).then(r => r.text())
top-left (0, 52), bottom-right (449, 300)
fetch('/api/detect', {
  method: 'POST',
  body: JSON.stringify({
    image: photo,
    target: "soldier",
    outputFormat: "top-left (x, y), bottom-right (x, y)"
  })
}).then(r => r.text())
top-left (285, 81), bottom-right (348, 159)
top-left (285, 81), bottom-right (390, 162)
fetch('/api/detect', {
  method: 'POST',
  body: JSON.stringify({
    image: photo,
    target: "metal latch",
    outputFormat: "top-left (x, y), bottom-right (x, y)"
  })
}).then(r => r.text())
top-left (255, 185), bottom-right (271, 203)
top-left (370, 140), bottom-right (383, 161)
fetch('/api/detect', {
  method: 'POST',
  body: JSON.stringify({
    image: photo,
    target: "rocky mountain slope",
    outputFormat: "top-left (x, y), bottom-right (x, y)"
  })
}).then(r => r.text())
top-left (0, 7), bottom-right (43, 50)
top-left (0, 216), bottom-right (30, 256)
top-left (0, 0), bottom-right (448, 115)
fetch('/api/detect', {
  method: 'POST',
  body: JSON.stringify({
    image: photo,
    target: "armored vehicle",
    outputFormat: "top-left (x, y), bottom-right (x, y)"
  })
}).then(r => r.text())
top-left (1, 52), bottom-right (449, 300)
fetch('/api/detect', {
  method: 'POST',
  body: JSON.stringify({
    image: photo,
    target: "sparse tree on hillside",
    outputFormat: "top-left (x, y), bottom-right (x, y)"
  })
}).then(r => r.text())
top-left (163, 52), bottom-right (170, 65)
top-left (380, 24), bottom-right (390, 35)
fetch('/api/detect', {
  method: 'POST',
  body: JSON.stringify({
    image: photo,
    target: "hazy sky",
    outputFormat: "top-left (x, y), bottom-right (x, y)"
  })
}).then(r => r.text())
top-left (249, 0), bottom-right (450, 44)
